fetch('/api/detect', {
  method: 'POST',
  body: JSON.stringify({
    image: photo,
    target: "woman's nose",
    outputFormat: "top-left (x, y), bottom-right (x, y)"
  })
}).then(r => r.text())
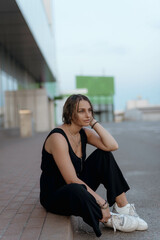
top-left (86, 111), bottom-right (91, 117)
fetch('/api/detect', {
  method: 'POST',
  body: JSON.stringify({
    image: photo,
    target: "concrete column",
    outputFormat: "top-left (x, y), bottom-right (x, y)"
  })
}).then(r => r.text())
top-left (19, 110), bottom-right (32, 137)
top-left (48, 99), bottom-right (55, 129)
top-left (35, 89), bottom-right (49, 132)
top-left (4, 91), bottom-right (17, 128)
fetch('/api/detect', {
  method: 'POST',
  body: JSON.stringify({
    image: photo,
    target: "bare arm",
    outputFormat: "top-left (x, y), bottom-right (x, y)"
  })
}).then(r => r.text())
top-left (84, 119), bottom-right (119, 151)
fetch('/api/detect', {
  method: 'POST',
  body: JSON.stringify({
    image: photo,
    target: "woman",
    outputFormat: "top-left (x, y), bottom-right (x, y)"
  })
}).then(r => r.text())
top-left (40, 94), bottom-right (148, 237)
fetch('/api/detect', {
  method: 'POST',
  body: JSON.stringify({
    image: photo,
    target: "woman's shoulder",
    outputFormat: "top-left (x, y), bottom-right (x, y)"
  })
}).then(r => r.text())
top-left (43, 127), bottom-right (68, 153)
top-left (47, 127), bottom-right (67, 140)
top-left (43, 128), bottom-right (67, 154)
top-left (43, 127), bottom-right (66, 145)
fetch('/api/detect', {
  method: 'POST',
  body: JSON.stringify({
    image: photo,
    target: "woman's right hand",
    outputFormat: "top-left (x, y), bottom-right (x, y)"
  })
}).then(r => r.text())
top-left (99, 207), bottom-right (111, 223)
top-left (89, 117), bottom-right (95, 127)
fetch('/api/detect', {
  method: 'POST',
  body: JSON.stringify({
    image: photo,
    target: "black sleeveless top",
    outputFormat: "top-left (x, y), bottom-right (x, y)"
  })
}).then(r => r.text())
top-left (40, 128), bottom-right (87, 193)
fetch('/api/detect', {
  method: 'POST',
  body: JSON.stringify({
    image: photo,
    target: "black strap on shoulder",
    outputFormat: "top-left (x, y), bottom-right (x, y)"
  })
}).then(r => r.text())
top-left (42, 128), bottom-right (70, 150)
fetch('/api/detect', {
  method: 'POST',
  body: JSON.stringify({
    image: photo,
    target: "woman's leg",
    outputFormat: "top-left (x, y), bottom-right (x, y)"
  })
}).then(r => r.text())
top-left (115, 192), bottom-right (128, 207)
top-left (80, 149), bottom-right (148, 231)
top-left (44, 183), bottom-right (102, 238)
top-left (79, 148), bottom-right (130, 207)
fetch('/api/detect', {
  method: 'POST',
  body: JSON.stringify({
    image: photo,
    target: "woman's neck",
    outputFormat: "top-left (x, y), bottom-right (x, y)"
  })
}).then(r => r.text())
top-left (63, 123), bottom-right (81, 136)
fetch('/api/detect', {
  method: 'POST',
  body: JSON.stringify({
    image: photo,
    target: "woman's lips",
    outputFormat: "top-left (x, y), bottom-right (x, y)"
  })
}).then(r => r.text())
top-left (84, 120), bottom-right (90, 123)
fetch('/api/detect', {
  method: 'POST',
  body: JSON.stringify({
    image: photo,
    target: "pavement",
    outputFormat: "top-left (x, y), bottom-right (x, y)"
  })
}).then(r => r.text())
top-left (0, 121), bottom-right (160, 240)
top-left (0, 128), bottom-right (73, 240)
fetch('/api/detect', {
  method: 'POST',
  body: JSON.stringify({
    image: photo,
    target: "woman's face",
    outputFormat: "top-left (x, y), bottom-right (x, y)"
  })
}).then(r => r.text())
top-left (72, 100), bottom-right (93, 126)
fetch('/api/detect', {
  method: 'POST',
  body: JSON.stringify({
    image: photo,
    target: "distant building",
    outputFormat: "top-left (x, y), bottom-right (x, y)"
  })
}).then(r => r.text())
top-left (126, 97), bottom-right (149, 110)
top-left (76, 75), bottom-right (115, 122)
top-left (114, 110), bottom-right (125, 123)
top-left (0, 0), bottom-right (57, 131)
top-left (124, 97), bottom-right (160, 121)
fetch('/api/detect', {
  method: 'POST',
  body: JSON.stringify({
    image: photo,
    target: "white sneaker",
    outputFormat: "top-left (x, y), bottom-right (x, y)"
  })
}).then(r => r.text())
top-left (112, 203), bottom-right (148, 231)
top-left (104, 212), bottom-right (138, 232)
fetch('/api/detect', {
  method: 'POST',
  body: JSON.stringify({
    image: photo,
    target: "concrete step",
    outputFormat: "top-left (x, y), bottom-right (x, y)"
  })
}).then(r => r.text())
top-left (39, 214), bottom-right (73, 240)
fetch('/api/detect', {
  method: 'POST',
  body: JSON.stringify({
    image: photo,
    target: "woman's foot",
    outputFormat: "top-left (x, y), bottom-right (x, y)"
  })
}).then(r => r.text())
top-left (112, 203), bottom-right (148, 231)
top-left (104, 212), bottom-right (138, 232)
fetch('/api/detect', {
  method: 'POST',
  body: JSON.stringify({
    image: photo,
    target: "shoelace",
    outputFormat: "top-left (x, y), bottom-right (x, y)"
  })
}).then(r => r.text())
top-left (110, 214), bottom-right (125, 232)
top-left (129, 204), bottom-right (138, 217)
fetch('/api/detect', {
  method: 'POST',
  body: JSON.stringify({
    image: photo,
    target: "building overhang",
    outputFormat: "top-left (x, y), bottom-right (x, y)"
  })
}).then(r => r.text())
top-left (0, 0), bottom-right (55, 83)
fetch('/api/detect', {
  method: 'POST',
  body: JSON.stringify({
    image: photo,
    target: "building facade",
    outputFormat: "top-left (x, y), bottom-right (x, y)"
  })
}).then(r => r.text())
top-left (0, 0), bottom-right (57, 130)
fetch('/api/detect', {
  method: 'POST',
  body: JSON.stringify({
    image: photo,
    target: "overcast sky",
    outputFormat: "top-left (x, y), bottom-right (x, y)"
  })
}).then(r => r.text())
top-left (53, 0), bottom-right (160, 110)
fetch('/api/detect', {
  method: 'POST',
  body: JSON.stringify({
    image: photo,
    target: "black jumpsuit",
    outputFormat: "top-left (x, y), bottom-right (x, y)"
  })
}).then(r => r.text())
top-left (40, 128), bottom-right (130, 237)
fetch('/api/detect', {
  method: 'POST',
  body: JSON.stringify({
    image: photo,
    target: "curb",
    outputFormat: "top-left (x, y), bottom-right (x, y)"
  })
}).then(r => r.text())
top-left (39, 213), bottom-right (73, 240)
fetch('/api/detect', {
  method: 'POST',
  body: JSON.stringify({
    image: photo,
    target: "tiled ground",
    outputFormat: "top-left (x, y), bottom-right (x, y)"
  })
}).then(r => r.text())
top-left (0, 129), bottom-right (72, 240)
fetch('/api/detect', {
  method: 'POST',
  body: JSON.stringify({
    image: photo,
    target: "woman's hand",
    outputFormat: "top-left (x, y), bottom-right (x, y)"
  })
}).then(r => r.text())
top-left (100, 207), bottom-right (111, 223)
top-left (89, 118), bottom-right (96, 127)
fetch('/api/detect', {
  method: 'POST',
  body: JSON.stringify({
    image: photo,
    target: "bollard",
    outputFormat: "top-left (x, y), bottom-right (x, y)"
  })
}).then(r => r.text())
top-left (19, 110), bottom-right (32, 137)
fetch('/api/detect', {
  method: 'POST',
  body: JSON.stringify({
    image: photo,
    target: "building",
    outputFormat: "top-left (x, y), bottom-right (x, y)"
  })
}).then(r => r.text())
top-left (0, 0), bottom-right (57, 132)
top-left (124, 97), bottom-right (160, 121)
top-left (76, 76), bottom-right (115, 122)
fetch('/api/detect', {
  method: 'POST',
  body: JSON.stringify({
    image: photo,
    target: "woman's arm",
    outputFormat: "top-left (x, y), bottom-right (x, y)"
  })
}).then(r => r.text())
top-left (84, 119), bottom-right (119, 151)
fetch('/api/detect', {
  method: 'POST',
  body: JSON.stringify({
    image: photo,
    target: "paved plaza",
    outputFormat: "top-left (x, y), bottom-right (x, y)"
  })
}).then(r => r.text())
top-left (73, 121), bottom-right (160, 240)
top-left (0, 121), bottom-right (160, 240)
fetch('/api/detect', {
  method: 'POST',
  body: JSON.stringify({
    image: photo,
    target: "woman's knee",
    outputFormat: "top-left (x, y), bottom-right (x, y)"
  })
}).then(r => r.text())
top-left (67, 183), bottom-right (97, 207)
top-left (67, 183), bottom-right (87, 195)
top-left (92, 149), bottom-right (117, 172)
top-left (94, 148), bottom-right (114, 160)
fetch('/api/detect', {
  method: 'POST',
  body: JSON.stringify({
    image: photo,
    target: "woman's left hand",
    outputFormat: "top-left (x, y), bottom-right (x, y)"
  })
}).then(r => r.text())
top-left (99, 207), bottom-right (111, 223)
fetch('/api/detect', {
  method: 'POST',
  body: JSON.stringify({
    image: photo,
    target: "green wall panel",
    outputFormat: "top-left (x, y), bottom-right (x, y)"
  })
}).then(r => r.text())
top-left (76, 76), bottom-right (114, 96)
top-left (89, 96), bottom-right (113, 104)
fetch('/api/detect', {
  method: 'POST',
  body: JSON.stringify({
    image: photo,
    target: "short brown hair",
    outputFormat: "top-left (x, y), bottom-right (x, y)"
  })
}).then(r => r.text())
top-left (62, 94), bottom-right (94, 124)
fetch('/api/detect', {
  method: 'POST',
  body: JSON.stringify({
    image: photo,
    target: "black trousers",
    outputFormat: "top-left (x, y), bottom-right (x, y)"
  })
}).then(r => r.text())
top-left (43, 149), bottom-right (130, 237)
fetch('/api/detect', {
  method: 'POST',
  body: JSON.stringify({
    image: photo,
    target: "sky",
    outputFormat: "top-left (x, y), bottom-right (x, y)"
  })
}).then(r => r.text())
top-left (53, 0), bottom-right (160, 111)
